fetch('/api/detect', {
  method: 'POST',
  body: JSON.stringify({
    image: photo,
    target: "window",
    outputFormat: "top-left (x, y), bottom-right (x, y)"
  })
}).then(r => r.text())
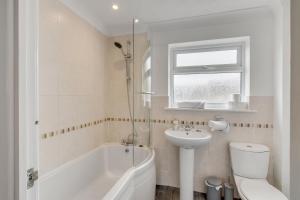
top-left (169, 38), bottom-right (249, 108)
top-left (142, 48), bottom-right (151, 107)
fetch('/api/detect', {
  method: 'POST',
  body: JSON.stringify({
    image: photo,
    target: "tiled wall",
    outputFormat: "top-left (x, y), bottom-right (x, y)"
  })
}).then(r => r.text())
top-left (40, 94), bottom-right (274, 194)
top-left (102, 31), bottom-right (275, 193)
top-left (39, 1), bottom-right (275, 195)
top-left (151, 96), bottom-right (274, 193)
top-left (39, 0), bottom-right (108, 175)
top-left (105, 34), bottom-right (151, 145)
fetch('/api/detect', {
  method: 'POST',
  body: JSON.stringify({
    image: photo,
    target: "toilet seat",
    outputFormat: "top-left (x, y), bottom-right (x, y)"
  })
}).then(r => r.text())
top-left (240, 179), bottom-right (288, 200)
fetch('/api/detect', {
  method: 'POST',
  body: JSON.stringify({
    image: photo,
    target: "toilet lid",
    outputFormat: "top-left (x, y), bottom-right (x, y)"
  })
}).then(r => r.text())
top-left (240, 180), bottom-right (288, 200)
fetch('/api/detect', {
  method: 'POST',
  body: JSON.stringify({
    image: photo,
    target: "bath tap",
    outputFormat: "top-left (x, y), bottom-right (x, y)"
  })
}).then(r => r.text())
top-left (121, 139), bottom-right (133, 146)
top-left (121, 134), bottom-right (137, 146)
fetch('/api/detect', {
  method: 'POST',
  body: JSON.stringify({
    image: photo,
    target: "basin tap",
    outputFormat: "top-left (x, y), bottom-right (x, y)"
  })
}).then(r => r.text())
top-left (183, 121), bottom-right (194, 131)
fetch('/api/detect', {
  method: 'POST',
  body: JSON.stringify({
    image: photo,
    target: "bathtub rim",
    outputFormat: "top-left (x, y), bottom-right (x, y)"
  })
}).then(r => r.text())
top-left (39, 143), bottom-right (154, 184)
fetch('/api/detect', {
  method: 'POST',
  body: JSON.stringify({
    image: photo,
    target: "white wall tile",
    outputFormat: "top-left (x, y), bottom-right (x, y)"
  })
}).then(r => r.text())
top-left (39, 0), bottom-right (108, 175)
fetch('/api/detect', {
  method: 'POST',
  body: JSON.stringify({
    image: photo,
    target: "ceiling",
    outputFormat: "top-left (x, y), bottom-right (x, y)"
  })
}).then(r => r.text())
top-left (62, 0), bottom-right (277, 36)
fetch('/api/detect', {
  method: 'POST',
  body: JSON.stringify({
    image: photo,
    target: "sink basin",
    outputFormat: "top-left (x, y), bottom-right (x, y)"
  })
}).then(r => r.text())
top-left (164, 128), bottom-right (212, 200)
top-left (165, 128), bottom-right (211, 149)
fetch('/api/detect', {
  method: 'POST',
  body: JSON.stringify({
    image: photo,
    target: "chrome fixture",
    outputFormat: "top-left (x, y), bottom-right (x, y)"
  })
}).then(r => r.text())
top-left (183, 121), bottom-right (194, 131)
top-left (114, 41), bottom-right (137, 145)
top-left (121, 134), bottom-right (137, 146)
top-left (114, 41), bottom-right (132, 62)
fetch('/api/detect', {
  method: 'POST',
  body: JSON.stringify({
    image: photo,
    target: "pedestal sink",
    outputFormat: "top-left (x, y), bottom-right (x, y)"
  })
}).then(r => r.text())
top-left (165, 128), bottom-right (212, 200)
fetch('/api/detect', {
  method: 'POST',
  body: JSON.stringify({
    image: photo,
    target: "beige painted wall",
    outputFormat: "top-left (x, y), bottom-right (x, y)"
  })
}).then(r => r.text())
top-left (291, 0), bottom-right (300, 199)
top-left (39, 0), bottom-right (109, 175)
top-left (150, 8), bottom-right (275, 97)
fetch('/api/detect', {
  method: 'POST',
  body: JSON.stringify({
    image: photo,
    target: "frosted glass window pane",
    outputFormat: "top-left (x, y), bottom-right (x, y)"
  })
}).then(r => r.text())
top-left (145, 77), bottom-right (151, 102)
top-left (176, 50), bottom-right (238, 67)
top-left (144, 57), bottom-right (151, 71)
top-left (174, 73), bottom-right (240, 103)
top-left (143, 77), bottom-right (151, 92)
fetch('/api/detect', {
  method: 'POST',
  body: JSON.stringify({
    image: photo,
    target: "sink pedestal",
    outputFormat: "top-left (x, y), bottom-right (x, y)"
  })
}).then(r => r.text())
top-left (164, 128), bottom-right (212, 200)
top-left (180, 148), bottom-right (194, 200)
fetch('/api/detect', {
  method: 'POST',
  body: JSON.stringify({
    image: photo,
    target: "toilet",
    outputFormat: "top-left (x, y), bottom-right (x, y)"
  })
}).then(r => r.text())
top-left (229, 142), bottom-right (288, 200)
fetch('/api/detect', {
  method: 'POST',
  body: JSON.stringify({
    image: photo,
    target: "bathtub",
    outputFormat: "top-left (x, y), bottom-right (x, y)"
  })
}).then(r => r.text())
top-left (39, 143), bottom-right (156, 200)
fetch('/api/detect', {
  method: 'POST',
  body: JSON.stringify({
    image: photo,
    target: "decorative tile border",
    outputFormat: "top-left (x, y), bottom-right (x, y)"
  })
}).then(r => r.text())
top-left (107, 117), bottom-right (273, 129)
top-left (41, 118), bottom-right (107, 140)
top-left (41, 117), bottom-right (273, 140)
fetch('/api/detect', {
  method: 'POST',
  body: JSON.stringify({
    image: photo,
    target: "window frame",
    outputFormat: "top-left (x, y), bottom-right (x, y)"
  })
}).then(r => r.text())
top-left (169, 40), bottom-right (247, 108)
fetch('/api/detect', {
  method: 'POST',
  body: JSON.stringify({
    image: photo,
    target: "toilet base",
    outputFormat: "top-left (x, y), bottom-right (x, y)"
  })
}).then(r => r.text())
top-left (233, 175), bottom-right (288, 200)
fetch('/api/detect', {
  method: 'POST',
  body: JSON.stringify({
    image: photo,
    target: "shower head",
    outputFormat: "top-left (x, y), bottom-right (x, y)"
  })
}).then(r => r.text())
top-left (114, 41), bottom-right (132, 81)
top-left (114, 41), bottom-right (127, 57)
top-left (114, 42), bottom-right (122, 49)
top-left (114, 41), bottom-right (132, 60)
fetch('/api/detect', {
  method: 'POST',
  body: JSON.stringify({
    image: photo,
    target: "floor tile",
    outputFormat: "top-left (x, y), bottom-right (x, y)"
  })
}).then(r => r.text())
top-left (155, 185), bottom-right (206, 200)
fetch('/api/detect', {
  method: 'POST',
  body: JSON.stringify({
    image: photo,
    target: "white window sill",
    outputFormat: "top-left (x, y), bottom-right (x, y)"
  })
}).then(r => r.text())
top-left (164, 107), bottom-right (257, 113)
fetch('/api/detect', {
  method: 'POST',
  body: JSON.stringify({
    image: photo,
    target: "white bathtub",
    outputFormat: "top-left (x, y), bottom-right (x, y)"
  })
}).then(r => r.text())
top-left (39, 143), bottom-right (156, 200)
